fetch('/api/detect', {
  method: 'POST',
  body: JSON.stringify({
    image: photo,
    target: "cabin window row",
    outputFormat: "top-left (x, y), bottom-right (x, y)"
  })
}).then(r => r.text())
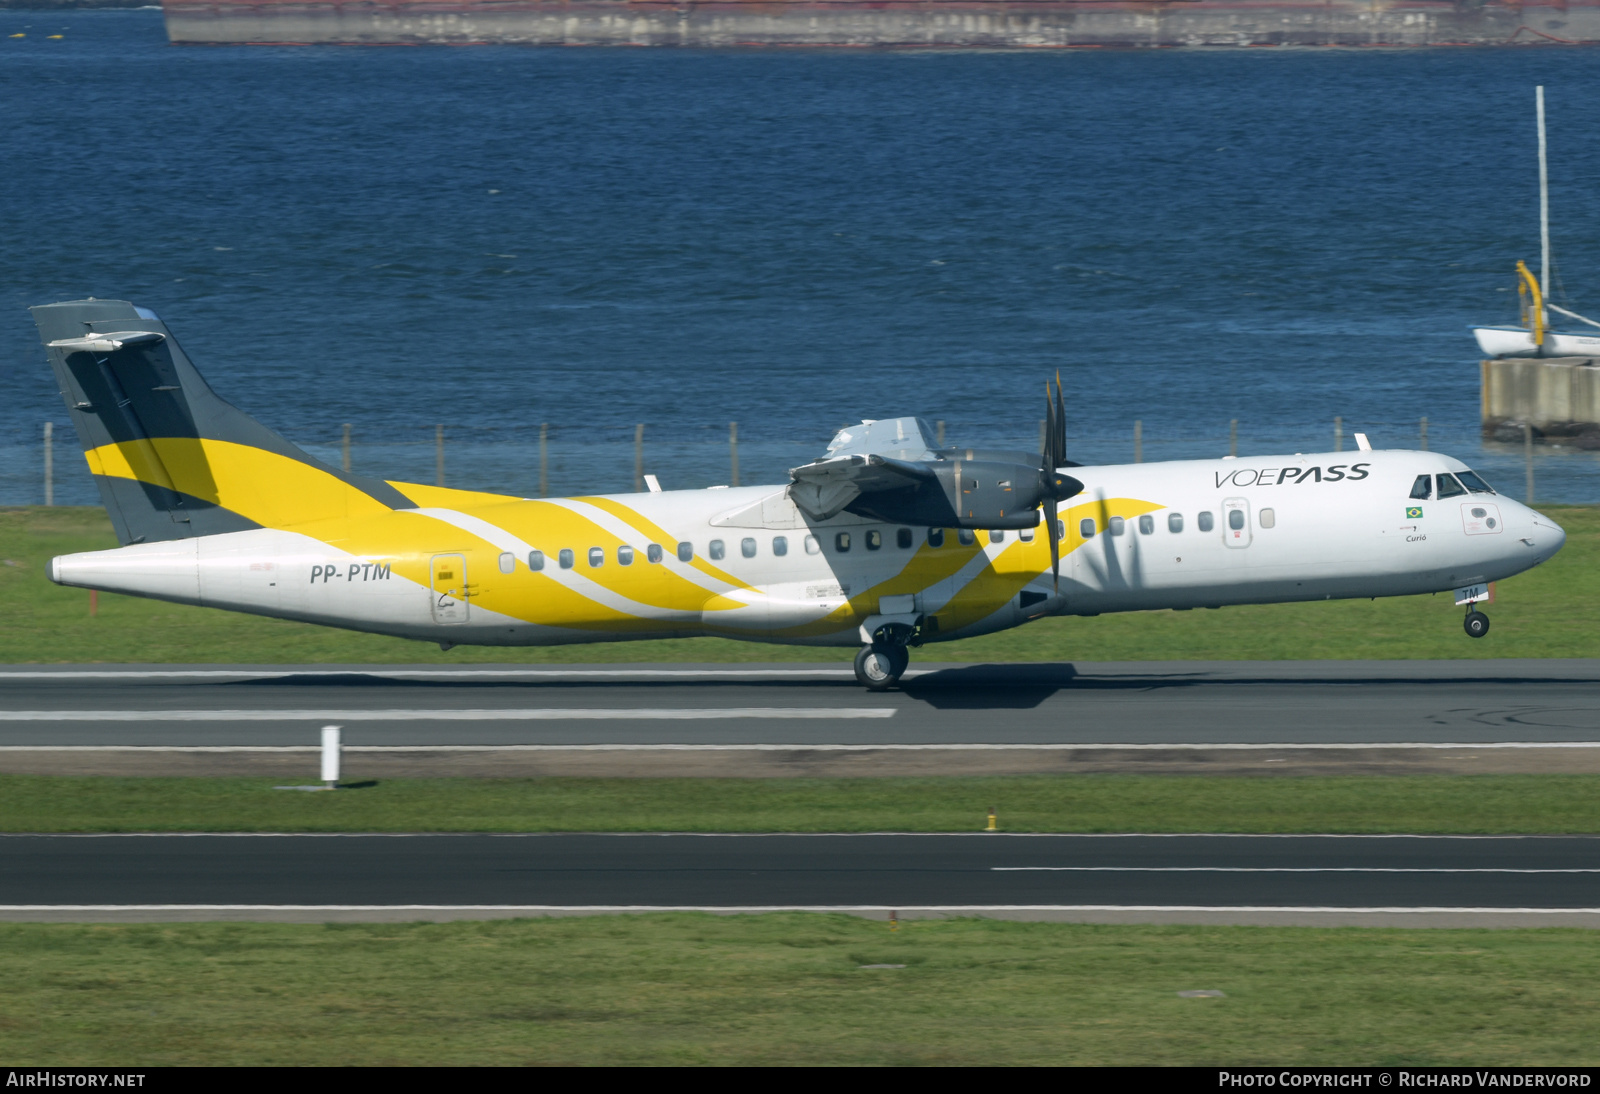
top-left (518, 535), bottom-right (826, 571)
top-left (1076, 509), bottom-right (1277, 538)
top-left (522, 544), bottom-right (668, 571)
top-left (510, 524), bottom-right (1045, 572)
top-left (832, 526), bottom-right (1036, 552)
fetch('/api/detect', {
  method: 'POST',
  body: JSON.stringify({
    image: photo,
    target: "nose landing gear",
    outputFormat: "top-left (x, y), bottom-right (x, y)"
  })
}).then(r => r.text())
top-left (1464, 610), bottom-right (1491, 639)
top-left (854, 644), bottom-right (910, 690)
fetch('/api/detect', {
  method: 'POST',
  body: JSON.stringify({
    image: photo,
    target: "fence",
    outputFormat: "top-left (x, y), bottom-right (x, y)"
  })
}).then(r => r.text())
top-left (8, 417), bottom-right (1598, 509)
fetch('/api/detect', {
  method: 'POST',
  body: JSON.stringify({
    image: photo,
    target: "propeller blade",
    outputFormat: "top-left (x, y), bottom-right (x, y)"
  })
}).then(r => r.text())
top-left (1043, 381), bottom-right (1055, 464)
top-left (1042, 375), bottom-right (1064, 593)
top-left (1054, 370), bottom-right (1067, 469)
top-left (1046, 497), bottom-right (1060, 593)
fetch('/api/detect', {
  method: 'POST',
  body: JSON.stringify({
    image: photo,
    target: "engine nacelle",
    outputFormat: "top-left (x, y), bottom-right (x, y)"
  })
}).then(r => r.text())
top-left (845, 460), bottom-right (1081, 530)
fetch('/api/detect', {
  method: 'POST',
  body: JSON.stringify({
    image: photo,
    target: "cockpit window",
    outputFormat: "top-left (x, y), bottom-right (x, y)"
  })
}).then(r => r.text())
top-left (1409, 475), bottom-right (1432, 500)
top-left (1435, 473), bottom-right (1467, 499)
top-left (1457, 470), bottom-right (1496, 494)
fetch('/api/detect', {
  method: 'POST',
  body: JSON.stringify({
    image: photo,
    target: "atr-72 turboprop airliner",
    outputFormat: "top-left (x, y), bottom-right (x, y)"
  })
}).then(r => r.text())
top-left (34, 299), bottom-right (1567, 689)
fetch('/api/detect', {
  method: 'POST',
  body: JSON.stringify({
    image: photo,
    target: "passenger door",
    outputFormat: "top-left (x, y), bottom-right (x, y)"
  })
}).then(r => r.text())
top-left (1222, 497), bottom-right (1252, 549)
top-left (430, 553), bottom-right (469, 624)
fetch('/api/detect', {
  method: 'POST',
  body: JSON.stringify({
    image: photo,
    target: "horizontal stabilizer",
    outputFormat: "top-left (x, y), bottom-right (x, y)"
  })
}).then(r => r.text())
top-left (48, 331), bottom-right (166, 354)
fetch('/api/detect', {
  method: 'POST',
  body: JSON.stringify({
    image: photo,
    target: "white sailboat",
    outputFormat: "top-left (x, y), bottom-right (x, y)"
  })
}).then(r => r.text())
top-left (1472, 86), bottom-right (1600, 359)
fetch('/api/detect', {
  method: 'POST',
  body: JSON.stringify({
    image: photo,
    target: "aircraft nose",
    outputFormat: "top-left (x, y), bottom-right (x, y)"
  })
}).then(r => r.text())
top-left (1531, 511), bottom-right (1567, 555)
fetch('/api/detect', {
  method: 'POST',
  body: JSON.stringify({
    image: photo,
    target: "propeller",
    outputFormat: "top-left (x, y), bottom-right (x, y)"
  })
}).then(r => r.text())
top-left (1041, 372), bottom-right (1074, 592)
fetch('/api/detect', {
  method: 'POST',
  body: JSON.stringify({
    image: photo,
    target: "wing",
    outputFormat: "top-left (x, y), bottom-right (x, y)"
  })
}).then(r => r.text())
top-left (821, 416), bottom-right (938, 462)
top-left (788, 452), bottom-right (936, 521)
top-left (787, 417), bottom-right (941, 521)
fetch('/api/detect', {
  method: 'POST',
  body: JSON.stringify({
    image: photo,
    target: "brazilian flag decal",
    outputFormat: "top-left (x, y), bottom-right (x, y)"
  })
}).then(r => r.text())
top-left (1406, 506), bottom-right (1424, 519)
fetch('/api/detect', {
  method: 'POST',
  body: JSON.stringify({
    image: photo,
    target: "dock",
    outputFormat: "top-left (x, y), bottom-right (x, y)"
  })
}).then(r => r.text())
top-left (1481, 356), bottom-right (1600, 447)
top-left (159, 0), bottom-right (1600, 49)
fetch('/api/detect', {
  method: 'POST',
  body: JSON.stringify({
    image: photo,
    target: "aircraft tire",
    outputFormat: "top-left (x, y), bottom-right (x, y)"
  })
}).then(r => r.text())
top-left (854, 646), bottom-right (900, 691)
top-left (887, 646), bottom-right (910, 678)
top-left (1464, 611), bottom-right (1491, 639)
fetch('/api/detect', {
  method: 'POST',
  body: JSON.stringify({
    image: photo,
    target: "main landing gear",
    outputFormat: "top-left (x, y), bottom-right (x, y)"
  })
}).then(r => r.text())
top-left (855, 618), bottom-right (918, 690)
top-left (1464, 610), bottom-right (1491, 639)
top-left (854, 644), bottom-right (910, 691)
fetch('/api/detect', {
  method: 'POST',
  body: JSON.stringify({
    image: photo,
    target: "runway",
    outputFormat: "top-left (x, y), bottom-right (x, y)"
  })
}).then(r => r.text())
top-left (1, 660), bottom-right (1598, 775)
top-left (4, 833), bottom-right (1599, 927)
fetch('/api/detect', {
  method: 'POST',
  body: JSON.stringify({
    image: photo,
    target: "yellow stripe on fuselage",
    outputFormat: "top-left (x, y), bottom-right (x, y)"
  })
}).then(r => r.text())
top-left (840, 496), bottom-right (1166, 636)
top-left (385, 481), bottom-right (518, 510)
top-left (85, 434), bottom-right (1168, 640)
top-left (573, 495), bottom-right (754, 593)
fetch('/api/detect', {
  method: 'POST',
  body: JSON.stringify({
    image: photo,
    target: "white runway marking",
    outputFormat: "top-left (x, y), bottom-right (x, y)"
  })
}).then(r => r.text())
top-left (0, 741), bottom-right (1593, 752)
top-left (0, 668), bottom-right (863, 680)
top-left (0, 904), bottom-right (1596, 914)
top-left (992, 867), bottom-right (1600, 874)
top-left (0, 708), bottom-right (897, 723)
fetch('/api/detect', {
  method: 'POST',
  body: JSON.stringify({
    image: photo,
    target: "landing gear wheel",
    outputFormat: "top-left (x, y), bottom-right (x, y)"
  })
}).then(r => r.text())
top-left (1464, 610), bottom-right (1491, 639)
top-left (886, 646), bottom-right (910, 679)
top-left (854, 646), bottom-right (901, 691)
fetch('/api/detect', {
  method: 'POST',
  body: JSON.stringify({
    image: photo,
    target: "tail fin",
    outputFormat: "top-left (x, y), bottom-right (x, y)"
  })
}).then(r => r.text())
top-left (33, 299), bottom-right (415, 546)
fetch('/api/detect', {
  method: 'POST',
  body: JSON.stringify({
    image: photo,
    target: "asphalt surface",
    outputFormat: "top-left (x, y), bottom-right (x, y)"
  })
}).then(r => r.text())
top-left (0, 660), bottom-right (1596, 746)
top-left (3, 833), bottom-right (1597, 911)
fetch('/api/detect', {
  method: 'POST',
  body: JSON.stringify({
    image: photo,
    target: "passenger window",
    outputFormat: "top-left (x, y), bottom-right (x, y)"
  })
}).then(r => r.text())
top-left (527, 549), bottom-right (545, 571)
top-left (558, 548), bottom-right (574, 570)
top-left (588, 547), bottom-right (604, 568)
top-left (927, 528), bottom-right (945, 548)
top-left (1079, 517), bottom-right (1096, 538)
top-left (896, 528), bottom-right (913, 549)
top-left (1458, 470), bottom-right (1496, 494)
top-left (1108, 517), bottom-right (1125, 536)
top-left (1260, 508), bottom-right (1276, 529)
top-left (773, 536), bottom-right (788, 557)
top-left (866, 530), bottom-right (883, 551)
top-left (957, 529), bottom-right (976, 546)
top-left (1019, 526), bottom-right (1034, 542)
top-left (498, 551), bottom-right (514, 574)
top-left (741, 537), bottom-right (757, 558)
top-left (676, 541), bottom-right (693, 562)
top-left (1057, 520), bottom-right (1065, 540)
top-left (618, 545), bottom-right (634, 566)
top-left (835, 532), bottom-right (851, 553)
top-left (1168, 513), bottom-right (1183, 534)
top-left (709, 539), bottom-right (726, 560)
top-left (989, 530), bottom-right (1005, 544)
top-left (1436, 474), bottom-right (1467, 499)
top-left (1409, 474), bottom-right (1432, 501)
top-left (1198, 512), bottom-right (1215, 532)
top-left (1228, 509), bottom-right (1245, 531)
top-left (1139, 515), bottom-right (1154, 535)
top-left (804, 535), bottom-right (820, 555)
top-left (647, 544), bottom-right (663, 564)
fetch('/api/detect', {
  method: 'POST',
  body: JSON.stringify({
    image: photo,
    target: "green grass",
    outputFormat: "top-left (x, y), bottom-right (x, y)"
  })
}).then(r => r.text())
top-left (5, 774), bottom-right (1599, 833)
top-left (2, 916), bottom-right (1596, 1065)
top-left (2, 505), bottom-right (1597, 663)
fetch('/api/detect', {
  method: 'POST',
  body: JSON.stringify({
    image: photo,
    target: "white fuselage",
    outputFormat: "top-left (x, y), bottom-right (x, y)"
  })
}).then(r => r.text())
top-left (49, 448), bottom-right (1564, 649)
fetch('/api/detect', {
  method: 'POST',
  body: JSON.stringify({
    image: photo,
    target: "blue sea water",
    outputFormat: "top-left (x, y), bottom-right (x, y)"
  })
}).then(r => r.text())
top-left (4, 10), bottom-right (1600, 502)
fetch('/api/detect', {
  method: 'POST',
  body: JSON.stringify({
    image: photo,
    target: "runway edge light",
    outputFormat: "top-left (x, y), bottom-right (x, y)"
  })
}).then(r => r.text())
top-left (322, 725), bottom-right (342, 789)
